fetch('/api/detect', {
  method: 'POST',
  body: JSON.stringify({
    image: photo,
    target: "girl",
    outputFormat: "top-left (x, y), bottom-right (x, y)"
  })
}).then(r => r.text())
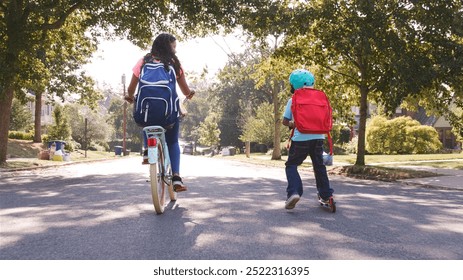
top-left (125, 33), bottom-right (195, 192)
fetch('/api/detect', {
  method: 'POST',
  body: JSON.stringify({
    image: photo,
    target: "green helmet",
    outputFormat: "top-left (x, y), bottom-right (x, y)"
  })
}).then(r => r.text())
top-left (289, 69), bottom-right (315, 90)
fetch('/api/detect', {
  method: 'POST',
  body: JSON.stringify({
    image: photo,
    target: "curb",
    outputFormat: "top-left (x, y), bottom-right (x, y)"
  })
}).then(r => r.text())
top-left (398, 180), bottom-right (463, 191)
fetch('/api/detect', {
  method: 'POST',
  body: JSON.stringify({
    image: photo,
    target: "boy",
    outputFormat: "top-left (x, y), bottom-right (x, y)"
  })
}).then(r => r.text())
top-left (282, 69), bottom-right (334, 210)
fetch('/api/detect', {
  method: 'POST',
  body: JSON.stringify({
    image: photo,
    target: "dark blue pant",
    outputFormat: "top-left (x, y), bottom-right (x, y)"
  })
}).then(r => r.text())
top-left (143, 121), bottom-right (181, 174)
top-left (285, 139), bottom-right (333, 200)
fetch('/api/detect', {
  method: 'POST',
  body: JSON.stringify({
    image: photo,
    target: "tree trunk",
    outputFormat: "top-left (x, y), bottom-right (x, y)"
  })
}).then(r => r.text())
top-left (33, 92), bottom-right (43, 143)
top-left (245, 141), bottom-right (250, 158)
top-left (0, 87), bottom-right (15, 164)
top-left (355, 84), bottom-right (369, 166)
top-left (271, 82), bottom-right (281, 160)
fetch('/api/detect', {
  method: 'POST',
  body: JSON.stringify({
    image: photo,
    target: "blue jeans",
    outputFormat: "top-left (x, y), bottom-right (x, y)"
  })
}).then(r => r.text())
top-left (285, 139), bottom-right (333, 200)
top-left (143, 121), bottom-right (181, 174)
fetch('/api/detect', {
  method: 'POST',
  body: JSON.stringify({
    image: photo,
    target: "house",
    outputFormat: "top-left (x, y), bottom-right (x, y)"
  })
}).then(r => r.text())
top-left (26, 93), bottom-right (54, 126)
top-left (434, 116), bottom-right (459, 150)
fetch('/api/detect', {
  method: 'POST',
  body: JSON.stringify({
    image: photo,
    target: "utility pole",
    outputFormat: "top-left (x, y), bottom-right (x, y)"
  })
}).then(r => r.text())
top-left (84, 118), bottom-right (88, 158)
top-left (122, 74), bottom-right (127, 155)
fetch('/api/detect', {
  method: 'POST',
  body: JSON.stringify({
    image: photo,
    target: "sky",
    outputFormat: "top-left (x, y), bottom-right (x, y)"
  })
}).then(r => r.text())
top-left (83, 34), bottom-right (245, 91)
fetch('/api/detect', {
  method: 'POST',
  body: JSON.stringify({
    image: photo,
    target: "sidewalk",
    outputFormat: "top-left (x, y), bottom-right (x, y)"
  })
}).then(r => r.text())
top-left (394, 165), bottom-right (463, 191)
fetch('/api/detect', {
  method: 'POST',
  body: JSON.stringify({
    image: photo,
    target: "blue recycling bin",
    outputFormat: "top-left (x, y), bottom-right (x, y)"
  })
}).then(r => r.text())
top-left (114, 146), bottom-right (123, 156)
top-left (48, 140), bottom-right (66, 151)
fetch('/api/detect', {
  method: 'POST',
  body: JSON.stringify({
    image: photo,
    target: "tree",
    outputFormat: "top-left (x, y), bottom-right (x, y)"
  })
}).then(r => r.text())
top-left (240, 102), bottom-right (287, 147)
top-left (177, 70), bottom-right (213, 144)
top-left (0, 0), bottom-right (264, 163)
top-left (180, 91), bottom-right (210, 144)
top-left (65, 104), bottom-right (112, 150)
top-left (399, 0), bottom-right (463, 139)
top-left (9, 98), bottom-right (33, 131)
top-left (238, 1), bottom-right (295, 160)
top-left (282, 0), bottom-right (463, 165)
top-left (29, 14), bottom-right (99, 143)
top-left (197, 113), bottom-right (221, 148)
top-left (211, 51), bottom-right (269, 148)
top-left (47, 105), bottom-right (71, 142)
top-left (1, 3), bottom-right (100, 157)
top-left (251, 53), bottom-right (293, 160)
top-left (106, 94), bottom-right (140, 141)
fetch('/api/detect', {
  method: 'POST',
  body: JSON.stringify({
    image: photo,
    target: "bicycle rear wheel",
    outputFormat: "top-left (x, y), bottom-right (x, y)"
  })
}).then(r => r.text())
top-left (150, 142), bottom-right (167, 214)
top-left (165, 164), bottom-right (177, 201)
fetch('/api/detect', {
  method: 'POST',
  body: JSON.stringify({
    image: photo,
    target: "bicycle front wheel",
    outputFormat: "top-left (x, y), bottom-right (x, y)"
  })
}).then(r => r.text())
top-left (150, 142), bottom-right (167, 214)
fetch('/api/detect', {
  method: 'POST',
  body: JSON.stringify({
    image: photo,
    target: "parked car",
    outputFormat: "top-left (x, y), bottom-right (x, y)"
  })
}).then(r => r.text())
top-left (183, 144), bottom-right (193, 155)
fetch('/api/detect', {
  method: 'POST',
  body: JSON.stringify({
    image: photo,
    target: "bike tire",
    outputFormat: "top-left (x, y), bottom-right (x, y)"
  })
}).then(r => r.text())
top-left (150, 142), bottom-right (166, 214)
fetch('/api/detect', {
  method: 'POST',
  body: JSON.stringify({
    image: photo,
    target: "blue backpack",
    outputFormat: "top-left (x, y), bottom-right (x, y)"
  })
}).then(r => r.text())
top-left (133, 58), bottom-right (179, 128)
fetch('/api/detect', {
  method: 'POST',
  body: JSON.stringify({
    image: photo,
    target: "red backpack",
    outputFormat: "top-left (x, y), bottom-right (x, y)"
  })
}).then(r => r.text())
top-left (291, 88), bottom-right (333, 154)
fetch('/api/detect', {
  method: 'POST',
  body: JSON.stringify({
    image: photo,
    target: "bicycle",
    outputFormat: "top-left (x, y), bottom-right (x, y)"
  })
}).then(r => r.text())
top-left (142, 97), bottom-right (191, 214)
top-left (143, 126), bottom-right (177, 214)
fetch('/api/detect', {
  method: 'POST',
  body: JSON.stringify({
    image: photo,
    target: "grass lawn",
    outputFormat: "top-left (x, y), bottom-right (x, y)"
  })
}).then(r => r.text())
top-left (221, 152), bottom-right (463, 181)
top-left (335, 153), bottom-right (463, 166)
top-left (226, 152), bottom-right (463, 168)
top-left (2, 139), bottom-right (126, 170)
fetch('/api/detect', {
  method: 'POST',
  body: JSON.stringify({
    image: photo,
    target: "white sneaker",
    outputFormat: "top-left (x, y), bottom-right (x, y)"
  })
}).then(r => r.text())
top-left (285, 194), bottom-right (300, 209)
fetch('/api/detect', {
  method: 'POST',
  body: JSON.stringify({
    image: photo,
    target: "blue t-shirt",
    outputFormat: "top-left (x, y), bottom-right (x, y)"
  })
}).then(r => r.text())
top-left (283, 98), bottom-right (325, 142)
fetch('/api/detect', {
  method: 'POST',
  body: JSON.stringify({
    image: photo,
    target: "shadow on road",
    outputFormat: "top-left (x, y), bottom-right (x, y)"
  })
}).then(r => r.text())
top-left (1, 171), bottom-right (462, 260)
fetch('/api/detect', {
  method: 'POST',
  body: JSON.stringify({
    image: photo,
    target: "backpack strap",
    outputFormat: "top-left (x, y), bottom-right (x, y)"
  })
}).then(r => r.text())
top-left (286, 128), bottom-right (295, 149)
top-left (143, 53), bottom-right (156, 64)
top-left (327, 132), bottom-right (333, 155)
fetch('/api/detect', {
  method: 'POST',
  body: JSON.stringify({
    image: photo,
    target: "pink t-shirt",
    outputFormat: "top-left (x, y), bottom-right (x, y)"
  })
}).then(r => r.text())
top-left (132, 58), bottom-right (145, 78)
top-left (132, 57), bottom-right (183, 78)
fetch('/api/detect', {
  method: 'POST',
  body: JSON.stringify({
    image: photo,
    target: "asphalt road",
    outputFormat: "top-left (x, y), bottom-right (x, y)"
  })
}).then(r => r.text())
top-left (1, 155), bottom-right (462, 260)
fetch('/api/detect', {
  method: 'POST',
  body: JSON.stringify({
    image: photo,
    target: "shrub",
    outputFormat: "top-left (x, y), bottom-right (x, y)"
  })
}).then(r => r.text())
top-left (331, 124), bottom-right (351, 145)
top-left (345, 136), bottom-right (358, 154)
top-left (8, 131), bottom-right (34, 140)
top-left (406, 125), bottom-right (442, 153)
top-left (366, 115), bottom-right (441, 154)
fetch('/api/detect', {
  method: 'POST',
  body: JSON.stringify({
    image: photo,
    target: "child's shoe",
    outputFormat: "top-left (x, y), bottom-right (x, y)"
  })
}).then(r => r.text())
top-left (285, 194), bottom-right (300, 209)
top-left (172, 175), bottom-right (187, 192)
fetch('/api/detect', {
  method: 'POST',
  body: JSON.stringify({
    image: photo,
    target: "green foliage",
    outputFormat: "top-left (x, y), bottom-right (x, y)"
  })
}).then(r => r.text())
top-left (406, 125), bottom-right (443, 154)
top-left (64, 104), bottom-right (112, 149)
top-left (345, 136), bottom-right (359, 154)
top-left (331, 124), bottom-right (351, 146)
top-left (106, 94), bottom-right (141, 146)
top-left (366, 116), bottom-right (441, 154)
top-left (180, 87), bottom-right (213, 144)
top-left (47, 105), bottom-right (72, 142)
top-left (240, 102), bottom-right (287, 147)
top-left (252, 46), bottom-right (294, 160)
top-left (1, 0), bottom-right (266, 163)
top-left (9, 98), bottom-right (33, 131)
top-left (209, 51), bottom-right (269, 147)
top-left (197, 113), bottom-right (221, 147)
top-left (8, 131), bottom-right (34, 140)
top-left (278, 0), bottom-right (463, 165)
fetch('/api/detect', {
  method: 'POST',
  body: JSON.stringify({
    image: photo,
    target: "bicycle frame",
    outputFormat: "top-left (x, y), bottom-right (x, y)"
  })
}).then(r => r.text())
top-left (143, 126), bottom-right (172, 187)
top-left (144, 126), bottom-right (170, 164)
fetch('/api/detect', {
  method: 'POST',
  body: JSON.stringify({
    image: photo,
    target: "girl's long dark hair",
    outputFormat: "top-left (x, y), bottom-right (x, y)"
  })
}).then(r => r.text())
top-left (146, 33), bottom-right (181, 76)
